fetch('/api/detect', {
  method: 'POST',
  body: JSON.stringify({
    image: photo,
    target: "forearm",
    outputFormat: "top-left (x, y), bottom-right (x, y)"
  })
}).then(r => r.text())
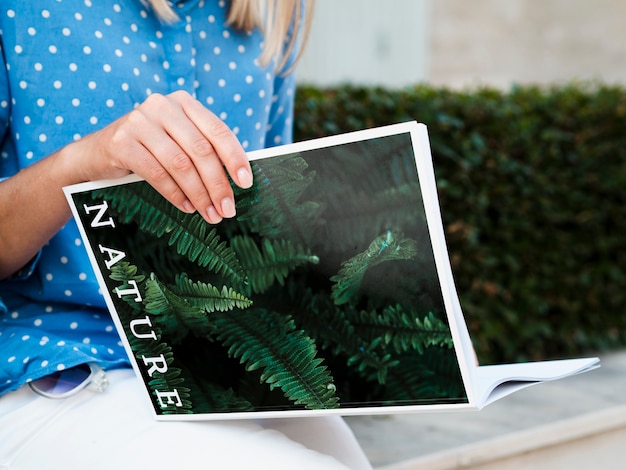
top-left (0, 146), bottom-right (81, 279)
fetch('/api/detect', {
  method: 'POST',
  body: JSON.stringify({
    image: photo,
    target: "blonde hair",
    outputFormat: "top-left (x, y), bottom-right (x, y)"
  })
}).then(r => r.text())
top-left (146, 0), bottom-right (314, 73)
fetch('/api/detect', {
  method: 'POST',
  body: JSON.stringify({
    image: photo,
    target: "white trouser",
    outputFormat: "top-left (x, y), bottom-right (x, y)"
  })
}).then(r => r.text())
top-left (0, 369), bottom-right (372, 470)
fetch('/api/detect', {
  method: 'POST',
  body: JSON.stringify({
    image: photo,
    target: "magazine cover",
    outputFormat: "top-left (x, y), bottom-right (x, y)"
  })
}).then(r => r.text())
top-left (64, 122), bottom-right (598, 420)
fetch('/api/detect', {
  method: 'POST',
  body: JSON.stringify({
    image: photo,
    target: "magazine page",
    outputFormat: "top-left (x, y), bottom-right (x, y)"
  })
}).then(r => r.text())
top-left (64, 122), bottom-right (474, 420)
top-left (64, 121), bottom-right (600, 420)
top-left (474, 357), bottom-right (600, 407)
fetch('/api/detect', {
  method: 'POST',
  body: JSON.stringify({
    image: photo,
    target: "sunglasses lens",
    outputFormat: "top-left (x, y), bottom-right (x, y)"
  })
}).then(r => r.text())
top-left (31, 363), bottom-right (93, 396)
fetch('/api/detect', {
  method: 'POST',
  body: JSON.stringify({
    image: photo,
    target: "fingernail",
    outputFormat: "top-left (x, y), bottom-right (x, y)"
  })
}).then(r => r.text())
top-left (182, 200), bottom-right (195, 213)
top-left (206, 205), bottom-right (222, 223)
top-left (237, 167), bottom-right (253, 188)
top-left (220, 197), bottom-right (236, 218)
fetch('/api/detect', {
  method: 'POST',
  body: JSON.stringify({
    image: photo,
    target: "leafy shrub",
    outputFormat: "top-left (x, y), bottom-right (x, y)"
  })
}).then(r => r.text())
top-left (295, 83), bottom-right (626, 363)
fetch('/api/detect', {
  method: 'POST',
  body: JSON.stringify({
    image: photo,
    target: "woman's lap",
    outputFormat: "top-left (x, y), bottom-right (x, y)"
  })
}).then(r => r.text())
top-left (0, 368), bottom-right (371, 469)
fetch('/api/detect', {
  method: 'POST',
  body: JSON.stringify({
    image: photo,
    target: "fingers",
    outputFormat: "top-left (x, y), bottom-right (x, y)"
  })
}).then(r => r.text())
top-left (177, 92), bottom-right (253, 189)
top-left (115, 92), bottom-right (253, 224)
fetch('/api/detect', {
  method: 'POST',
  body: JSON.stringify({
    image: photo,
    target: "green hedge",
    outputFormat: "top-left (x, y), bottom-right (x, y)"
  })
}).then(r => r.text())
top-left (294, 83), bottom-right (626, 364)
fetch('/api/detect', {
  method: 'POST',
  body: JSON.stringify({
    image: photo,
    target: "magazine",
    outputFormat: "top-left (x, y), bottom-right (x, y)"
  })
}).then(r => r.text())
top-left (63, 121), bottom-right (599, 420)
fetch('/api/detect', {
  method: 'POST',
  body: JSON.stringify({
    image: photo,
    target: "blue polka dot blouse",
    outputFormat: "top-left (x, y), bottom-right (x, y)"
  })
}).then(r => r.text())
top-left (0, 0), bottom-right (298, 395)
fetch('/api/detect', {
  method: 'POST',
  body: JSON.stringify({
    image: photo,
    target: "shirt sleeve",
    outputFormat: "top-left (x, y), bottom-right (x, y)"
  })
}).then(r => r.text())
top-left (0, 34), bottom-right (39, 278)
top-left (0, 33), bottom-right (15, 178)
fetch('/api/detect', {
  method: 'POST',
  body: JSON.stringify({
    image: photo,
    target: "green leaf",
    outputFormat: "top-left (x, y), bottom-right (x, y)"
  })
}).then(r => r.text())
top-left (331, 230), bottom-right (418, 305)
top-left (213, 309), bottom-right (340, 410)
top-left (95, 181), bottom-right (246, 284)
top-left (172, 273), bottom-right (253, 312)
top-left (231, 235), bottom-right (319, 294)
top-left (143, 273), bottom-right (213, 342)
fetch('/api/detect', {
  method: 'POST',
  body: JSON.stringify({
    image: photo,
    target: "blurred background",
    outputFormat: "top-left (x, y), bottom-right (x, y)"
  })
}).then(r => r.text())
top-left (292, 2), bottom-right (626, 469)
top-left (296, 0), bottom-right (626, 89)
top-left (292, 0), bottom-right (626, 365)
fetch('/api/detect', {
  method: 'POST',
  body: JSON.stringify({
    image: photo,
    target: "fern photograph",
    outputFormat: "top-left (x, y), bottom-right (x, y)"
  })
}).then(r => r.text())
top-left (70, 128), bottom-right (468, 416)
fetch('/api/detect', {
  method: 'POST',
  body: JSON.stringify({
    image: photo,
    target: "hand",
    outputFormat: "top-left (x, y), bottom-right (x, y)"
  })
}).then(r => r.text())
top-left (70, 90), bottom-right (253, 224)
top-left (1, 90), bottom-right (254, 278)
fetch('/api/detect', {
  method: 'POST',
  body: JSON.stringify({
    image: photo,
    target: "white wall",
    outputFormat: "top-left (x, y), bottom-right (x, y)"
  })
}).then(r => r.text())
top-left (429, 0), bottom-right (626, 89)
top-left (297, 0), bottom-right (626, 89)
top-left (296, 0), bottom-right (431, 87)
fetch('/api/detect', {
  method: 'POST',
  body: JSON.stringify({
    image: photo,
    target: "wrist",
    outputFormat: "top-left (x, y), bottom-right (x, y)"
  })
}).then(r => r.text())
top-left (57, 133), bottom-right (131, 184)
top-left (53, 140), bottom-right (93, 186)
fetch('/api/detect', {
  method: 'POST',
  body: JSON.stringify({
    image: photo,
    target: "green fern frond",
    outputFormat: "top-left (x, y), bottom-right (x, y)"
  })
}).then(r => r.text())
top-left (291, 291), bottom-right (398, 384)
top-left (231, 235), bottom-right (319, 294)
top-left (238, 155), bottom-right (325, 242)
top-left (107, 261), bottom-right (149, 318)
top-left (314, 183), bottom-right (422, 255)
top-left (172, 273), bottom-right (253, 312)
top-left (213, 309), bottom-right (340, 410)
top-left (143, 273), bottom-right (214, 342)
top-left (301, 134), bottom-right (425, 254)
top-left (257, 153), bottom-right (316, 205)
top-left (354, 308), bottom-right (454, 355)
top-left (108, 260), bottom-right (145, 284)
top-left (148, 375), bottom-right (194, 414)
top-left (186, 380), bottom-right (254, 413)
top-left (126, 336), bottom-right (195, 413)
top-left (345, 338), bottom-right (400, 384)
top-left (331, 230), bottom-right (419, 305)
top-left (95, 182), bottom-right (246, 283)
top-left (306, 133), bottom-right (421, 198)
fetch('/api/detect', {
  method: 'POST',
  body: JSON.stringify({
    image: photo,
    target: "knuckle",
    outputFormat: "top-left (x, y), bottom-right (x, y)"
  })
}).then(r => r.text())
top-left (170, 152), bottom-right (194, 172)
top-left (191, 136), bottom-right (215, 159)
top-left (209, 178), bottom-right (233, 196)
top-left (189, 189), bottom-right (211, 206)
top-left (144, 92), bottom-right (167, 104)
top-left (167, 186), bottom-right (187, 205)
top-left (170, 89), bottom-right (191, 101)
top-left (108, 126), bottom-right (131, 150)
top-left (207, 118), bottom-right (231, 139)
top-left (142, 92), bottom-right (169, 112)
top-left (146, 165), bottom-right (170, 184)
top-left (123, 108), bottom-right (148, 129)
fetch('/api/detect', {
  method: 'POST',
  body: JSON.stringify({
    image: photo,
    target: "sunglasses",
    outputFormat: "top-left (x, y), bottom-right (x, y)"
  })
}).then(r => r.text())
top-left (28, 362), bottom-right (109, 399)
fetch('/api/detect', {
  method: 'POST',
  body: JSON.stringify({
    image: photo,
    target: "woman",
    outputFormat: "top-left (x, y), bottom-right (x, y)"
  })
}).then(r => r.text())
top-left (0, 1), bottom-right (372, 468)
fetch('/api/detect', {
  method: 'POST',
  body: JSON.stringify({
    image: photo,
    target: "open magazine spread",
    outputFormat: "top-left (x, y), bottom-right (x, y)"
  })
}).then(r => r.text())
top-left (64, 122), bottom-right (599, 420)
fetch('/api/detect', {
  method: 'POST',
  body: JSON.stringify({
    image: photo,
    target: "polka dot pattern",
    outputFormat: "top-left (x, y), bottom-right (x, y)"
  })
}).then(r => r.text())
top-left (0, 0), bottom-right (298, 395)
